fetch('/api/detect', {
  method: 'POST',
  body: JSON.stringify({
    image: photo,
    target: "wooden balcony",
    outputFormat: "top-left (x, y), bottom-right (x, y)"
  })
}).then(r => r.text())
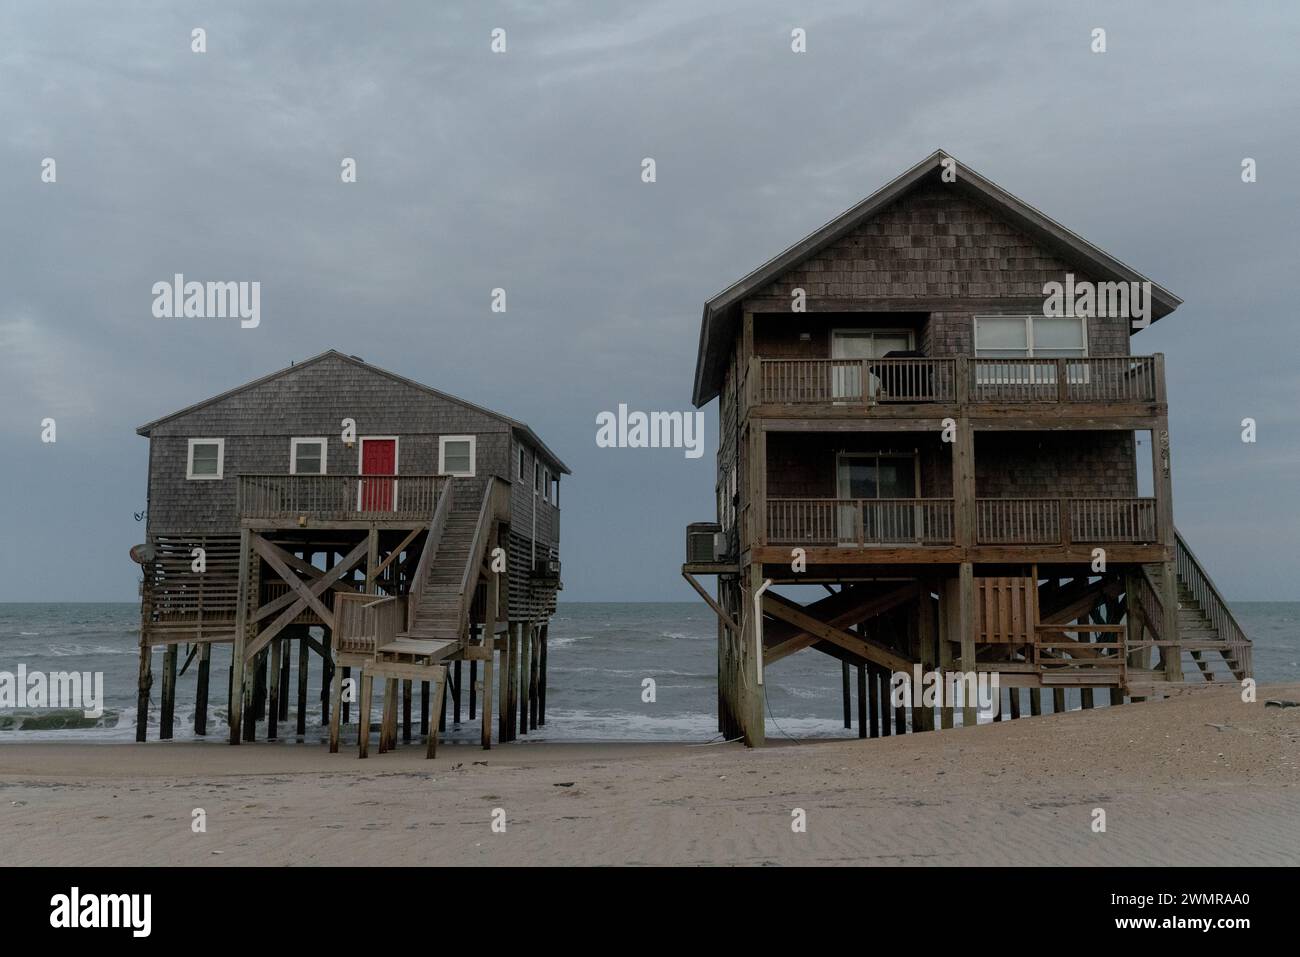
top-left (237, 474), bottom-right (446, 528)
top-left (748, 355), bottom-right (1165, 424)
top-left (761, 495), bottom-right (1160, 563)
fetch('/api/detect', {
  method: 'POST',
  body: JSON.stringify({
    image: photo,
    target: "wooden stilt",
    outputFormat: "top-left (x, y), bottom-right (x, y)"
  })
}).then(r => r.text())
top-left (842, 661), bottom-right (852, 729)
top-left (866, 662), bottom-right (879, 738)
top-left (518, 623), bottom-right (531, 735)
top-left (1008, 686), bottom-right (1021, 719)
top-left (427, 668), bottom-right (447, 759)
top-left (938, 582), bottom-right (954, 730)
top-left (453, 660), bottom-right (462, 725)
top-left (877, 666), bottom-right (891, 737)
top-left (507, 623), bottom-right (520, 740)
top-left (1053, 688), bottom-right (1067, 713)
top-left (136, 590), bottom-right (154, 743)
top-left (958, 562), bottom-right (976, 728)
top-left (194, 642), bottom-right (211, 736)
top-left (856, 662), bottom-right (867, 738)
top-left (378, 677), bottom-right (391, 752)
top-left (268, 637), bottom-right (282, 740)
top-left (358, 673), bottom-right (373, 758)
top-left (499, 622), bottom-right (513, 742)
top-left (160, 643), bottom-right (178, 740)
top-left (278, 641), bottom-right (290, 722)
top-left (229, 528), bottom-right (251, 745)
top-left (481, 567), bottom-right (498, 750)
top-left (342, 666), bottom-right (351, 724)
top-left (402, 679), bottom-right (412, 744)
top-left (538, 623), bottom-right (548, 726)
top-left (529, 626), bottom-right (541, 731)
top-left (469, 660), bottom-right (477, 721)
top-left (917, 588), bottom-right (936, 732)
top-left (439, 669), bottom-right (448, 732)
top-left (245, 647), bottom-right (266, 741)
top-left (1030, 688), bottom-right (1042, 716)
top-left (420, 681), bottom-right (430, 736)
top-left (1111, 686), bottom-right (1124, 706)
top-left (328, 650), bottom-right (344, 753)
top-left (296, 634), bottom-right (309, 736)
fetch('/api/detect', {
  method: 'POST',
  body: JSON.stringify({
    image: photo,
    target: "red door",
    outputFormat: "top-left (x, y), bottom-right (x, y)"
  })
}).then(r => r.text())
top-left (360, 439), bottom-right (396, 511)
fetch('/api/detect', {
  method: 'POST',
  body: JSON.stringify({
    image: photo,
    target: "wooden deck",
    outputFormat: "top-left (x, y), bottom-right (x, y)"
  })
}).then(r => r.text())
top-left (749, 354), bottom-right (1165, 421)
top-left (236, 473), bottom-right (446, 528)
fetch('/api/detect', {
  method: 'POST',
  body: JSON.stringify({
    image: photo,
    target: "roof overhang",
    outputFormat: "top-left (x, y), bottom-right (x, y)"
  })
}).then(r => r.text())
top-left (692, 149), bottom-right (1182, 407)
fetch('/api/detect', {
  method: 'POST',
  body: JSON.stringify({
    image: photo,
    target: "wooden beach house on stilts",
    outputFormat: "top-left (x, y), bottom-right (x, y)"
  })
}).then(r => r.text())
top-left (132, 350), bottom-right (567, 753)
top-left (683, 151), bottom-right (1252, 746)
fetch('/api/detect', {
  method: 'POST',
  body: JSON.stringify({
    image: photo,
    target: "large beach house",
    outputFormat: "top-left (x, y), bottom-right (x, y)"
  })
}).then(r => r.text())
top-left (683, 151), bottom-right (1251, 746)
top-left (133, 350), bottom-right (567, 753)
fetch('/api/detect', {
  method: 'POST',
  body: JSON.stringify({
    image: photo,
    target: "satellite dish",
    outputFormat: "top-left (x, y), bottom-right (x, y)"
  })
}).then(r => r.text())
top-left (129, 543), bottom-right (156, 564)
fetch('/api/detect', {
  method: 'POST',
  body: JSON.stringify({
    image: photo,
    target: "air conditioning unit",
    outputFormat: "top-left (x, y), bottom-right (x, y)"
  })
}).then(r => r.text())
top-left (686, 522), bottom-right (728, 563)
top-left (532, 558), bottom-right (561, 579)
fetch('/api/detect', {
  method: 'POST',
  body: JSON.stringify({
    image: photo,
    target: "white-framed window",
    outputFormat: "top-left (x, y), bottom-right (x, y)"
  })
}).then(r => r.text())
top-left (974, 315), bottom-right (1089, 386)
top-left (542, 468), bottom-right (550, 503)
top-left (534, 461), bottom-right (540, 493)
top-left (439, 435), bottom-right (476, 477)
top-left (517, 445), bottom-right (525, 481)
top-left (974, 315), bottom-right (1088, 358)
top-left (186, 438), bottom-right (225, 480)
top-left (290, 437), bottom-right (327, 475)
top-left (550, 474), bottom-right (559, 506)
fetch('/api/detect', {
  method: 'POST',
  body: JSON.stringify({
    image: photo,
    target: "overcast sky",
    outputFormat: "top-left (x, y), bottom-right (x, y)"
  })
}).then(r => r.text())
top-left (2, 1), bottom-right (1297, 602)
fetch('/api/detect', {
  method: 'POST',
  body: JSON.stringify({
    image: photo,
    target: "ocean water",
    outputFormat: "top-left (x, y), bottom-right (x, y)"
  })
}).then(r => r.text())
top-left (0, 602), bottom-right (1296, 744)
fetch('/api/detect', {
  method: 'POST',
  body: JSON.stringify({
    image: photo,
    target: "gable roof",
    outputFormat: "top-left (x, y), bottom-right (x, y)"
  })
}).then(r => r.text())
top-left (692, 149), bottom-right (1183, 406)
top-left (136, 349), bottom-right (570, 474)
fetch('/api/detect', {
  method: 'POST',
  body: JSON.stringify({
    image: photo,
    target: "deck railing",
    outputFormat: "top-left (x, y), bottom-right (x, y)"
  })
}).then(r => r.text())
top-left (766, 498), bottom-right (955, 546)
top-left (754, 355), bottom-right (1161, 407)
top-left (976, 497), bottom-right (1157, 545)
top-left (765, 496), bottom-right (1158, 547)
top-left (237, 474), bottom-right (446, 523)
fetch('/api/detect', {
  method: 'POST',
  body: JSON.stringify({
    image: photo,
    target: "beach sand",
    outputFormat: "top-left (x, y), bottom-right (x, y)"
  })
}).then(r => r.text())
top-left (2, 684), bottom-right (1298, 866)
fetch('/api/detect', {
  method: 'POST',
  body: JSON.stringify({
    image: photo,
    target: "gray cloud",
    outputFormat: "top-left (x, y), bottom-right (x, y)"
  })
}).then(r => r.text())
top-left (2, 1), bottom-right (1297, 600)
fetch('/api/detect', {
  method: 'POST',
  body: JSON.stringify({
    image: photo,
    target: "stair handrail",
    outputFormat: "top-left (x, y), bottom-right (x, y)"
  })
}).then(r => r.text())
top-left (1175, 529), bottom-right (1251, 666)
top-left (454, 478), bottom-right (497, 641)
top-left (407, 478), bottom-right (455, 633)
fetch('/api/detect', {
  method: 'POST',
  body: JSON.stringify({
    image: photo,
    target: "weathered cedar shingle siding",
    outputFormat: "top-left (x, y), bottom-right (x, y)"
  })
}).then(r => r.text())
top-left (746, 186), bottom-right (1130, 358)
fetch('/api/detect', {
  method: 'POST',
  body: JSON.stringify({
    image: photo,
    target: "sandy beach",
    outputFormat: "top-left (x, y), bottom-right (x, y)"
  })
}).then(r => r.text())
top-left (2, 684), bottom-right (1298, 866)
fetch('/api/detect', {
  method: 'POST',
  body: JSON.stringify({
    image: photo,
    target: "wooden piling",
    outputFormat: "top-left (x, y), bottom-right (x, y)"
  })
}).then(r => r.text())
top-left (538, 623), bottom-right (548, 726)
top-left (1030, 688), bottom-right (1042, 716)
top-left (867, 662), bottom-right (879, 738)
top-left (1053, 688), bottom-right (1067, 713)
top-left (342, 666), bottom-right (351, 725)
top-left (427, 668), bottom-right (447, 759)
top-left (357, 673), bottom-right (373, 758)
top-left (268, 638), bottom-right (282, 740)
top-left (877, 666), bottom-right (891, 737)
top-left (453, 660), bottom-right (462, 725)
top-left (278, 641), bottom-right (290, 722)
top-left (160, 643), bottom-right (178, 740)
top-left (1008, 687), bottom-right (1021, 720)
top-left (194, 642), bottom-right (211, 736)
top-left (402, 679), bottom-right (413, 744)
top-left (420, 681), bottom-right (430, 736)
top-left (518, 622), bottom-right (532, 735)
top-left (856, 662), bottom-right (867, 739)
top-left (469, 660), bottom-right (477, 721)
top-left (295, 634), bottom-right (309, 735)
top-left (842, 661), bottom-right (852, 729)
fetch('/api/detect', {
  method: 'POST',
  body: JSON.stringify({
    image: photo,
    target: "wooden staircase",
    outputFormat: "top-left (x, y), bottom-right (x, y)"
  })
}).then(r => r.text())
top-left (1125, 530), bottom-right (1252, 697)
top-left (401, 478), bottom-right (492, 644)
